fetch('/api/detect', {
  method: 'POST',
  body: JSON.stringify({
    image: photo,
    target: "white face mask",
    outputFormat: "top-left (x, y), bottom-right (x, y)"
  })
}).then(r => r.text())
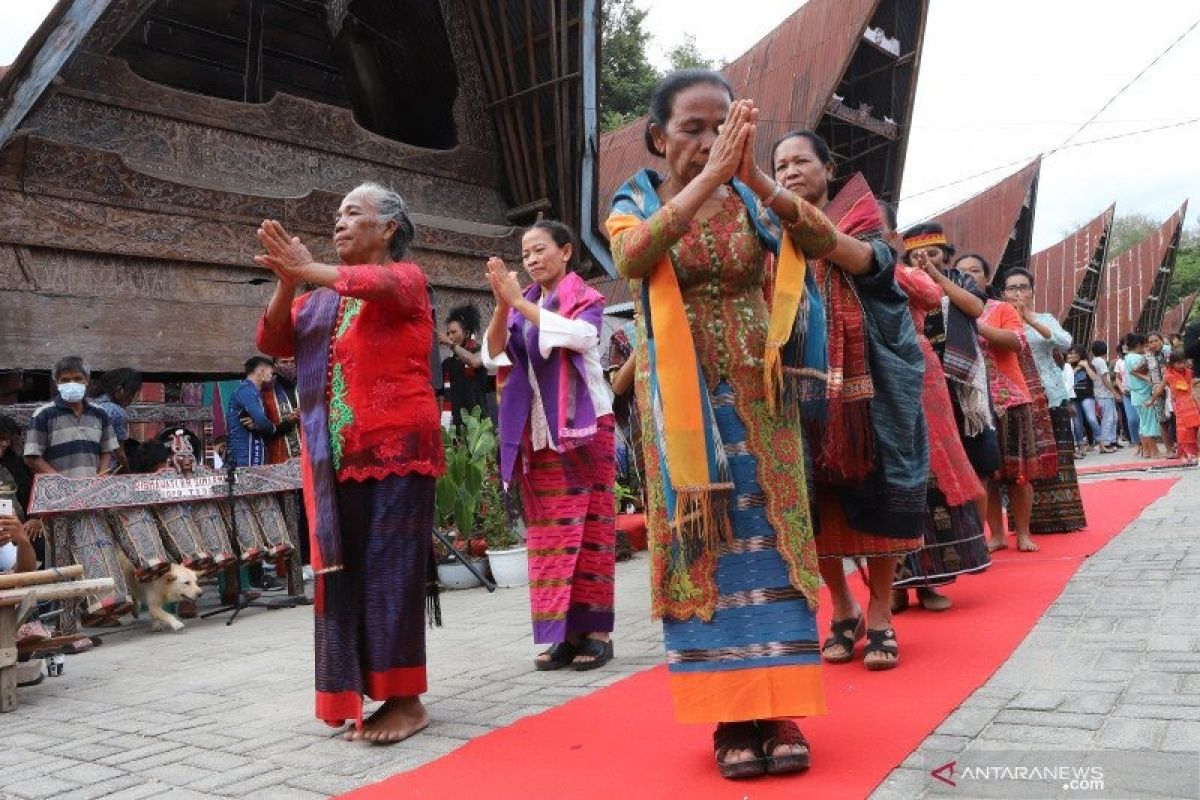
top-left (58, 381), bottom-right (87, 403)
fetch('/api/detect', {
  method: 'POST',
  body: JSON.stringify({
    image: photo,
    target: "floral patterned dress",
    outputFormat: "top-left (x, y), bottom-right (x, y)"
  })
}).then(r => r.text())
top-left (613, 192), bottom-right (824, 724)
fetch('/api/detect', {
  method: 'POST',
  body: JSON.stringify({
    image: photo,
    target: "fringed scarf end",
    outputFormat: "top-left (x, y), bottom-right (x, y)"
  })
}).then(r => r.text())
top-left (670, 484), bottom-right (735, 554)
top-left (764, 345), bottom-right (785, 415)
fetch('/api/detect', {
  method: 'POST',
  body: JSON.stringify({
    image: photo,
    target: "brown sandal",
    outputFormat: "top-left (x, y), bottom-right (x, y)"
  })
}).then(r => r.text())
top-left (713, 721), bottom-right (767, 780)
top-left (760, 720), bottom-right (811, 775)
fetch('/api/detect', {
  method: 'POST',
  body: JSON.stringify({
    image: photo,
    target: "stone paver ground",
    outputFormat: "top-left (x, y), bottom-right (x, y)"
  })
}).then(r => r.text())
top-left (3, 554), bottom-right (663, 799)
top-left (872, 464), bottom-right (1200, 799)
top-left (5, 452), bottom-right (1197, 799)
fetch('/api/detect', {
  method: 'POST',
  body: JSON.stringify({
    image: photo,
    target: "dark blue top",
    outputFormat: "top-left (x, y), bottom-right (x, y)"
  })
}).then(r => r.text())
top-left (226, 379), bottom-right (276, 467)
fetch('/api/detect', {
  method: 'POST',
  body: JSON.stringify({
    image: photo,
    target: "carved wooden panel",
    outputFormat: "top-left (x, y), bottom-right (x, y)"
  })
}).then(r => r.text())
top-left (57, 52), bottom-right (502, 190)
top-left (30, 92), bottom-right (506, 222)
top-left (79, 0), bottom-right (159, 55)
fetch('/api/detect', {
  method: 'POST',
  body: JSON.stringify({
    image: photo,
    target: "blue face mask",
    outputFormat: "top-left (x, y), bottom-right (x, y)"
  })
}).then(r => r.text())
top-left (58, 382), bottom-right (86, 403)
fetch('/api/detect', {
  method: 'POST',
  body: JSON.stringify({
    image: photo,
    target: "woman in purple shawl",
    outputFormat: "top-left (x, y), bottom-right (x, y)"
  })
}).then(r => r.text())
top-left (482, 220), bottom-right (617, 671)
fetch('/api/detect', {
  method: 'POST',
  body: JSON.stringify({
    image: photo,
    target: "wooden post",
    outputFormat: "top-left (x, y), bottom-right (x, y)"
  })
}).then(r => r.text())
top-left (0, 598), bottom-right (18, 712)
top-left (0, 564), bottom-right (84, 591)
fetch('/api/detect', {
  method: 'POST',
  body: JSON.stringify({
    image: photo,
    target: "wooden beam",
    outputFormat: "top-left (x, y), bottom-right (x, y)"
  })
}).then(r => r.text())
top-left (0, 0), bottom-right (114, 149)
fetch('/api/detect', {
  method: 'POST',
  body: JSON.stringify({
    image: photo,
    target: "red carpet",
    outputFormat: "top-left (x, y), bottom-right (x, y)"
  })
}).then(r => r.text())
top-left (1077, 457), bottom-right (1186, 475)
top-left (344, 478), bottom-right (1175, 800)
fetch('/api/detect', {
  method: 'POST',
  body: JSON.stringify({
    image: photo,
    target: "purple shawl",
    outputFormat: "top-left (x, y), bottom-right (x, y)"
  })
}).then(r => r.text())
top-left (498, 272), bottom-right (605, 483)
top-left (293, 289), bottom-right (343, 586)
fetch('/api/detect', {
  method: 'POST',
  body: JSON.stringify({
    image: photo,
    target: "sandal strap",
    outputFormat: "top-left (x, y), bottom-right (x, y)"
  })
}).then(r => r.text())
top-left (865, 628), bottom-right (899, 656)
top-left (713, 721), bottom-right (762, 758)
top-left (822, 615), bottom-right (862, 650)
top-left (577, 638), bottom-right (609, 658)
top-left (760, 720), bottom-right (809, 752)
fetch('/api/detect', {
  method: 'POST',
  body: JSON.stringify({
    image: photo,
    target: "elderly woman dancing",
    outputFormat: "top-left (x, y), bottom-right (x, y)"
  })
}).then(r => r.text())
top-left (255, 182), bottom-right (445, 744)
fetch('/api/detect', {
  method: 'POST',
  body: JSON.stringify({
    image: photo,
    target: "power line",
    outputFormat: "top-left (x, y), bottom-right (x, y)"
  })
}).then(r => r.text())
top-left (1050, 14), bottom-right (1200, 153)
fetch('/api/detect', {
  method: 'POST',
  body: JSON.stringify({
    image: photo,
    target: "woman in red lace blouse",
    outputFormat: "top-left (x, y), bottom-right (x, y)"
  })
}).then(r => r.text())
top-left (256, 182), bottom-right (444, 745)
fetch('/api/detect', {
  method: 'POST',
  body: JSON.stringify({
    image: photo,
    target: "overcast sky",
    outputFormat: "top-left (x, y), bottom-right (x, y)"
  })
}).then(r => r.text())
top-left (2, 1), bottom-right (1195, 250)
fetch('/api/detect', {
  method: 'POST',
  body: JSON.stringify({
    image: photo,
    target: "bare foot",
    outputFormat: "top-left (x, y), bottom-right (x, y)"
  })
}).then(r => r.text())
top-left (987, 537), bottom-right (1009, 553)
top-left (345, 697), bottom-right (429, 745)
top-left (1016, 535), bottom-right (1039, 552)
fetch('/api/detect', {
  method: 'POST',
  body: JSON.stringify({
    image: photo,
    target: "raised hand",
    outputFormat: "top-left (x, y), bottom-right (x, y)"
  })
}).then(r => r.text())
top-left (255, 220), bottom-right (314, 285)
top-left (701, 99), bottom-right (752, 186)
top-left (735, 101), bottom-right (764, 186)
top-left (485, 256), bottom-right (524, 308)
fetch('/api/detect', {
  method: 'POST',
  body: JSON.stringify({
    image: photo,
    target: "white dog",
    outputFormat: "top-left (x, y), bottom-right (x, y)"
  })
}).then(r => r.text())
top-left (118, 555), bottom-right (204, 632)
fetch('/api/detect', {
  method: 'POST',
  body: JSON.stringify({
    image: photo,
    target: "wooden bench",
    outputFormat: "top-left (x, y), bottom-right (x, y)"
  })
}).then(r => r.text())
top-left (0, 566), bottom-right (112, 712)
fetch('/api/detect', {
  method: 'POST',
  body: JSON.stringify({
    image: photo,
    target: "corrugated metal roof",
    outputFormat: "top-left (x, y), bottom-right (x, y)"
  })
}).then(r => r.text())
top-left (596, 0), bottom-right (880, 213)
top-left (589, 274), bottom-right (632, 308)
top-left (1092, 203), bottom-right (1187, 347)
top-left (1162, 291), bottom-right (1198, 336)
top-left (1031, 204), bottom-right (1114, 320)
top-left (931, 158), bottom-right (1041, 272)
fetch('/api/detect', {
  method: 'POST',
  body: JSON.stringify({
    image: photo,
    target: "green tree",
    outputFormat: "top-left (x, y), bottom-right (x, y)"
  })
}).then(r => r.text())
top-left (1164, 218), bottom-right (1200, 315)
top-left (1105, 212), bottom-right (1159, 260)
top-left (600, 0), bottom-right (659, 132)
top-left (666, 33), bottom-right (714, 71)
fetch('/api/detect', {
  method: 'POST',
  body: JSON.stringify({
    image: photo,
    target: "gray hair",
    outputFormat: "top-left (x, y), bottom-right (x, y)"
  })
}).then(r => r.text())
top-left (53, 355), bottom-right (89, 380)
top-left (350, 182), bottom-right (415, 261)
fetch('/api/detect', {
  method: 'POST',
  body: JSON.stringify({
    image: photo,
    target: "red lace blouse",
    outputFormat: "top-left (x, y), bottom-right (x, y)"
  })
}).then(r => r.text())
top-left (257, 262), bottom-right (445, 482)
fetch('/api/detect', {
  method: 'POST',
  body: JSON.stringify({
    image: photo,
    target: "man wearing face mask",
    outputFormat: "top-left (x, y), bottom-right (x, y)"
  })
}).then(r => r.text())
top-left (24, 356), bottom-right (119, 477)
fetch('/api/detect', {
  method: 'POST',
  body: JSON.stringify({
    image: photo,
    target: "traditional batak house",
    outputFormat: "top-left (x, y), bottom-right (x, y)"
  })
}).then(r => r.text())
top-left (1161, 291), bottom-right (1198, 337)
top-left (593, 0), bottom-right (929, 276)
top-left (930, 158), bottom-right (1041, 291)
top-left (1091, 202), bottom-right (1188, 348)
top-left (1029, 204), bottom-right (1115, 347)
top-left (0, 0), bottom-right (599, 387)
top-left (589, 0), bottom-right (929, 362)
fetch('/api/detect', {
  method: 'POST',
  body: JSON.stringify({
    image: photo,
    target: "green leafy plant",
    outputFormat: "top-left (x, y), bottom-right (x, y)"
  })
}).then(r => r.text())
top-left (434, 409), bottom-right (496, 537)
top-left (479, 469), bottom-right (520, 550)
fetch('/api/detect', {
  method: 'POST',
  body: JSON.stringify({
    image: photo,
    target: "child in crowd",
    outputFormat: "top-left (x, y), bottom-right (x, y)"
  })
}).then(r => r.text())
top-left (1165, 352), bottom-right (1199, 465)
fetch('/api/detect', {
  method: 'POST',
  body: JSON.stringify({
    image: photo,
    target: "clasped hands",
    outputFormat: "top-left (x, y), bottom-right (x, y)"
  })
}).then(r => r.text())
top-left (255, 220), bottom-right (315, 287)
top-left (485, 255), bottom-right (526, 310)
top-left (700, 98), bottom-right (775, 198)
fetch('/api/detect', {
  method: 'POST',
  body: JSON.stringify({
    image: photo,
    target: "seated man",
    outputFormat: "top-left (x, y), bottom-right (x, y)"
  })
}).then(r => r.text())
top-left (0, 511), bottom-right (36, 575)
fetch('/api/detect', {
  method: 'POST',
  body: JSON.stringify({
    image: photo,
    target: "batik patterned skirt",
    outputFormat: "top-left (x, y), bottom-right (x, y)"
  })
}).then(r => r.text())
top-left (523, 416), bottom-right (617, 644)
top-left (997, 402), bottom-right (1055, 485)
top-left (663, 384), bottom-right (824, 723)
top-left (895, 487), bottom-right (990, 588)
top-left (1017, 404), bottom-right (1087, 533)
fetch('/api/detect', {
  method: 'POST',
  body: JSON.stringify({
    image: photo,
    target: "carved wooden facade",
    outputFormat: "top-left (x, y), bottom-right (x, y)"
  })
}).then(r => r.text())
top-left (0, 0), bottom-right (598, 377)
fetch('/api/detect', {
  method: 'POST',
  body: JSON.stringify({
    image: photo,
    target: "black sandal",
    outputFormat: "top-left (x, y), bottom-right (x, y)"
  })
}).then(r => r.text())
top-left (713, 722), bottom-right (767, 780)
top-left (821, 614), bottom-right (865, 664)
top-left (534, 641), bottom-right (579, 671)
top-left (572, 637), bottom-right (613, 671)
top-left (863, 627), bottom-right (899, 671)
top-left (760, 720), bottom-right (811, 775)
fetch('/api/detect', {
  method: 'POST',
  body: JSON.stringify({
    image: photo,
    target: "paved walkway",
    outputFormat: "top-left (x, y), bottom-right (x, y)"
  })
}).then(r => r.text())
top-left (4, 459), bottom-right (1197, 799)
top-left (873, 465), bottom-right (1200, 799)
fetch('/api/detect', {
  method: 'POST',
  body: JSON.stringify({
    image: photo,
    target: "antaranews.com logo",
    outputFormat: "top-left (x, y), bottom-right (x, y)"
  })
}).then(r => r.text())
top-left (922, 750), bottom-right (1199, 798)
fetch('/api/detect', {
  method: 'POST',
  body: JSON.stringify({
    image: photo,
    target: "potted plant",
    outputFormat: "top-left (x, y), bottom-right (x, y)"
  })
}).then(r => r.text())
top-left (434, 409), bottom-right (494, 589)
top-left (480, 466), bottom-right (528, 588)
top-left (614, 476), bottom-right (648, 553)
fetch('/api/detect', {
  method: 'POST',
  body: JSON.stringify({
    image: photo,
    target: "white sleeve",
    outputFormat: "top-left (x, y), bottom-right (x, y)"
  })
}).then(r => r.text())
top-left (480, 334), bottom-right (512, 370)
top-left (537, 309), bottom-right (600, 359)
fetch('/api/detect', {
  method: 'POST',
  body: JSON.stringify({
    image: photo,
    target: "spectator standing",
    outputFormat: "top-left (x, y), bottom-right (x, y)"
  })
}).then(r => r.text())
top-left (1083, 341), bottom-right (1120, 453)
top-left (24, 356), bottom-right (119, 477)
top-left (90, 368), bottom-right (143, 473)
top-left (227, 356), bottom-right (296, 469)
top-left (437, 304), bottom-right (492, 429)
